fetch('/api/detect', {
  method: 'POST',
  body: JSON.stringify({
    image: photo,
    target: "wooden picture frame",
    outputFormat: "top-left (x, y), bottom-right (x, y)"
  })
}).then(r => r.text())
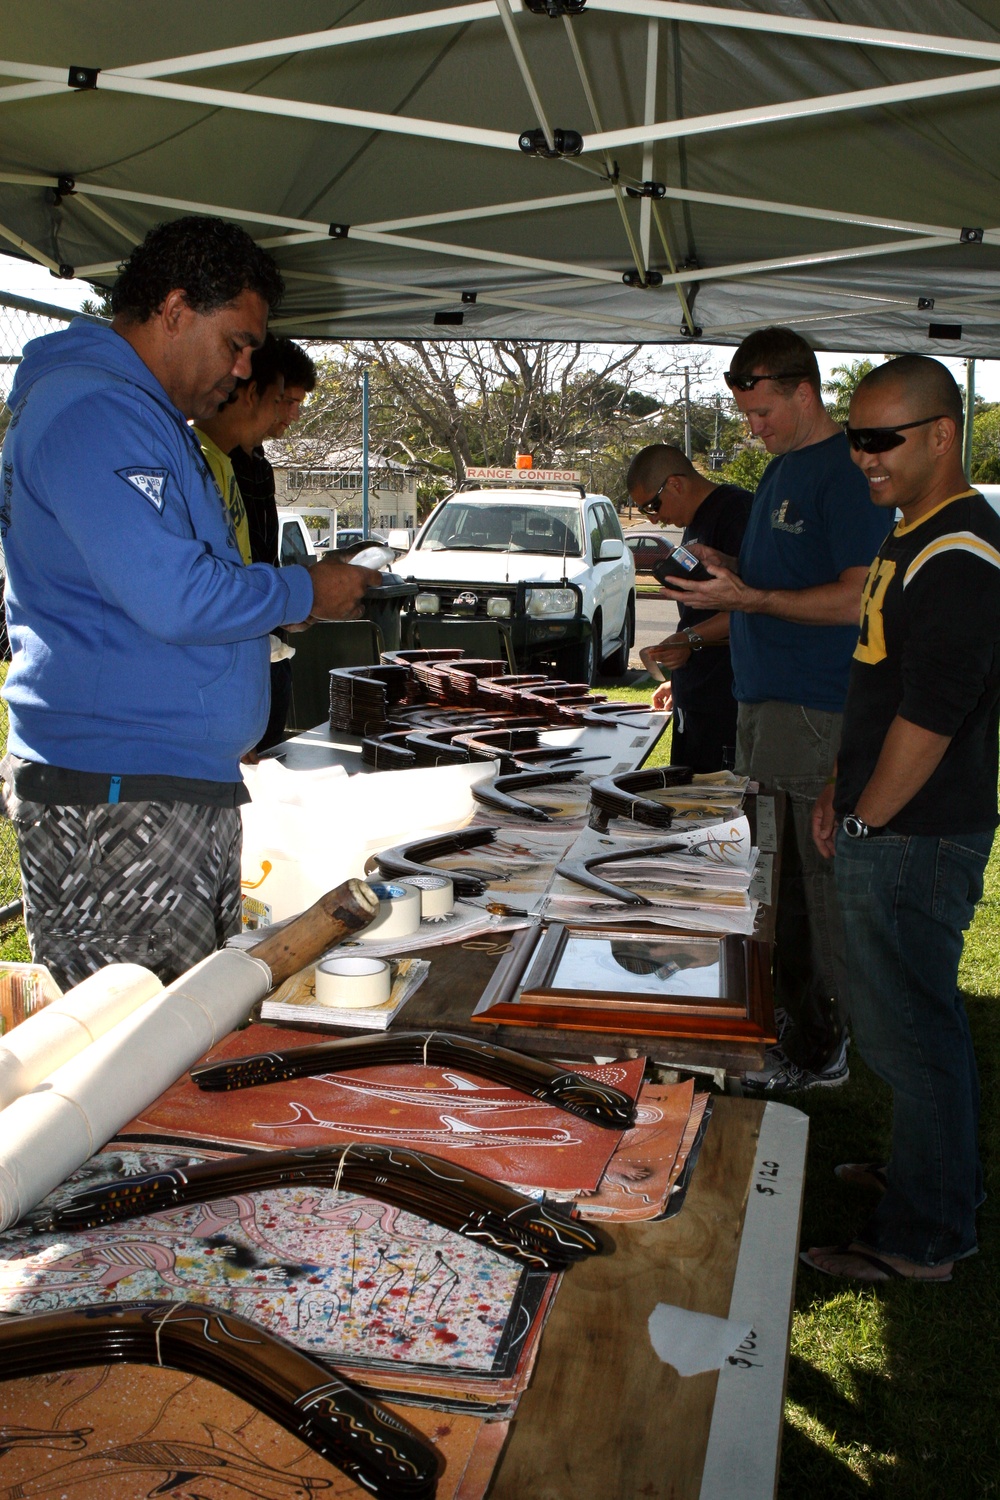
top-left (472, 923), bottom-right (775, 1044)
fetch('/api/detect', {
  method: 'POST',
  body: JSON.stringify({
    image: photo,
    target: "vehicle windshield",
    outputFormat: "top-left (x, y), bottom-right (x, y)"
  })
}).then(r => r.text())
top-left (418, 502), bottom-right (584, 556)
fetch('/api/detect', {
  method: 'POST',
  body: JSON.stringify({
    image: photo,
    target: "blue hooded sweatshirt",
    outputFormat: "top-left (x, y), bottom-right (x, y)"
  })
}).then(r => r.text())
top-left (0, 319), bottom-right (314, 781)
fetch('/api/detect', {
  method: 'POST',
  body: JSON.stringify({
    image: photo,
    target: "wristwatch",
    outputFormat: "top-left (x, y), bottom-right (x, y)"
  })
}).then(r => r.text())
top-left (841, 813), bottom-right (886, 839)
top-left (681, 628), bottom-right (704, 652)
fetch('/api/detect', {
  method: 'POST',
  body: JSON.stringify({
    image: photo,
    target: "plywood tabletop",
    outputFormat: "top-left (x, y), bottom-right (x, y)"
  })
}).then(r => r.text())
top-left (489, 1096), bottom-right (805, 1500)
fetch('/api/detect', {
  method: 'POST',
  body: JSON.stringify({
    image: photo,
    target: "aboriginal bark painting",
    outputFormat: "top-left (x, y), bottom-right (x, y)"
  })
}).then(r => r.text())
top-left (0, 1363), bottom-right (506, 1499)
top-left (122, 1026), bottom-right (645, 1195)
top-left (0, 1148), bottom-right (538, 1382)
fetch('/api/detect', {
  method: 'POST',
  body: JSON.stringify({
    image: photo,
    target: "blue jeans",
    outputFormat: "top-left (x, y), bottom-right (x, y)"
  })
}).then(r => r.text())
top-left (834, 826), bottom-right (993, 1266)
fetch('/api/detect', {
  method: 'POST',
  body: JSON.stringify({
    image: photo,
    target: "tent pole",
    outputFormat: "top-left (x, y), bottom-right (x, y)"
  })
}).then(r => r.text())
top-left (559, 14), bottom-right (646, 281)
top-left (116, 4), bottom-right (497, 79)
top-left (70, 194), bottom-right (141, 246)
top-left (586, 0), bottom-right (1000, 68)
top-left (0, 219), bottom-right (60, 273)
top-left (495, 0), bottom-right (555, 152)
top-left (362, 370), bottom-right (370, 542)
top-left (587, 64), bottom-right (1000, 153)
top-left (964, 359), bottom-right (976, 480)
top-left (12, 50), bottom-right (997, 161)
top-left (62, 172), bottom-right (989, 254)
top-left (639, 18), bottom-right (658, 270)
top-left (637, 181), bottom-right (959, 241)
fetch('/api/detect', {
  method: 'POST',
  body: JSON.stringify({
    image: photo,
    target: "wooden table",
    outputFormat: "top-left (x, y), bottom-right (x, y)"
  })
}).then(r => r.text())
top-left (490, 1096), bottom-right (808, 1500)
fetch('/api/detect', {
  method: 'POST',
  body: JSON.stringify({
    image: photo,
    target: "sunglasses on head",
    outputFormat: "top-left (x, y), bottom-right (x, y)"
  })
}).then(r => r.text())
top-left (845, 414), bottom-right (946, 454)
top-left (723, 369), bottom-right (803, 392)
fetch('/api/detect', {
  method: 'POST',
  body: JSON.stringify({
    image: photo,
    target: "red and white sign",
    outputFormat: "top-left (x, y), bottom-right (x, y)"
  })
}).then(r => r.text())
top-left (465, 466), bottom-right (583, 483)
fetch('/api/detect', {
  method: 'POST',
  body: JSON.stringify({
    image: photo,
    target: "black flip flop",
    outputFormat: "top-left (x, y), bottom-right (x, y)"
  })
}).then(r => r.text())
top-left (799, 1244), bottom-right (952, 1284)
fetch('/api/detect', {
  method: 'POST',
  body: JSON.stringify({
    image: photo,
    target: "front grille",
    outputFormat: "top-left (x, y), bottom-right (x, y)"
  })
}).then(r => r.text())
top-left (426, 586), bottom-right (518, 618)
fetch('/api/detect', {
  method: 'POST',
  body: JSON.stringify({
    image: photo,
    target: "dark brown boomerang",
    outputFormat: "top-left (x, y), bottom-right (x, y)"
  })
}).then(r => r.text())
top-left (190, 1029), bottom-right (638, 1129)
top-left (0, 1300), bottom-right (440, 1500)
top-left (35, 1143), bottom-right (610, 1272)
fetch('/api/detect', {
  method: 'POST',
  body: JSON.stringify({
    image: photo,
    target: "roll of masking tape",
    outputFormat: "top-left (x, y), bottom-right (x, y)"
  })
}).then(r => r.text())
top-left (405, 873), bottom-right (455, 920)
top-left (359, 881), bottom-right (422, 942)
top-left (315, 956), bottom-right (392, 1009)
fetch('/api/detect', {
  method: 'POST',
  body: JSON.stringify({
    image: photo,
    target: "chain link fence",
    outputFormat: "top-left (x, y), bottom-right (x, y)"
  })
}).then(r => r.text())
top-left (1, 290), bottom-right (80, 935)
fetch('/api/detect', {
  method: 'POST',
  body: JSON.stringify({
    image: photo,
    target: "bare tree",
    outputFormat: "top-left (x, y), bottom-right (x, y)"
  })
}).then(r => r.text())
top-left (268, 339), bottom-right (712, 508)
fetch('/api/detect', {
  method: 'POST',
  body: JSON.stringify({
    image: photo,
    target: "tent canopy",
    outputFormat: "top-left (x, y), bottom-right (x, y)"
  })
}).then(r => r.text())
top-left (2, 0), bottom-right (1000, 353)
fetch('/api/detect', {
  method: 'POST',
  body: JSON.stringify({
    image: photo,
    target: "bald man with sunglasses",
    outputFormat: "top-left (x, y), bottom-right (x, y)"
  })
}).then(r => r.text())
top-left (802, 355), bottom-right (1000, 1283)
top-left (662, 327), bottom-right (891, 1093)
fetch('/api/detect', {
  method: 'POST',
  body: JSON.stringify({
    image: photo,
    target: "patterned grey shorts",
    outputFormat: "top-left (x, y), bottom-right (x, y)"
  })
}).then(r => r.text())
top-left (7, 798), bottom-right (243, 991)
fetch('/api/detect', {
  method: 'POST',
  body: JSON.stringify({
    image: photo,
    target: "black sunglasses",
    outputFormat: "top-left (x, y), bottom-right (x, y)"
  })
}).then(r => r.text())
top-left (845, 414), bottom-right (946, 454)
top-left (637, 475), bottom-right (681, 515)
top-left (723, 369), bottom-right (803, 391)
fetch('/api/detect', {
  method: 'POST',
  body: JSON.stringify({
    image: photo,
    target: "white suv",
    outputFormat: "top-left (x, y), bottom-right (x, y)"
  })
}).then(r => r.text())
top-left (396, 479), bottom-right (636, 682)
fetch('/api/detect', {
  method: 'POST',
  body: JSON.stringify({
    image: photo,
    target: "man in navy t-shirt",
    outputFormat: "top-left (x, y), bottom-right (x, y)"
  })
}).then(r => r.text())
top-left (662, 328), bottom-right (891, 1091)
top-left (626, 445), bottom-right (752, 772)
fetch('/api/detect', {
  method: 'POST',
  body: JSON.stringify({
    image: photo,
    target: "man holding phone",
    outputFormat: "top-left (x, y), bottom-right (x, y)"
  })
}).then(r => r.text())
top-left (660, 328), bottom-right (891, 1092)
top-left (626, 445), bottom-right (752, 772)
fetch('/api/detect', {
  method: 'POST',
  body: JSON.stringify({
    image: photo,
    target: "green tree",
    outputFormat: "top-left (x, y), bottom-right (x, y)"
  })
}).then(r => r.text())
top-left (970, 403), bottom-right (1000, 483)
top-left (822, 360), bottom-right (875, 424)
top-left (79, 287), bottom-right (114, 319)
top-left (719, 444), bottom-right (770, 492)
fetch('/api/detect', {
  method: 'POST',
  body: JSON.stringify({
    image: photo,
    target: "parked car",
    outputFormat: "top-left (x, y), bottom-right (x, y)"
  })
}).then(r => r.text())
top-left (624, 528), bottom-right (682, 575)
top-left (396, 484), bottom-right (636, 682)
top-left (334, 528), bottom-right (387, 550)
top-left (276, 510), bottom-right (318, 566)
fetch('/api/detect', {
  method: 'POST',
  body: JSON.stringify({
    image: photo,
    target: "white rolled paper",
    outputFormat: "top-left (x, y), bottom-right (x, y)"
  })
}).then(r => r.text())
top-left (0, 963), bottom-right (163, 1112)
top-left (0, 948), bottom-right (271, 1232)
top-left (406, 873), bottom-right (455, 919)
top-left (315, 956), bottom-right (391, 1009)
top-left (358, 880), bottom-right (422, 942)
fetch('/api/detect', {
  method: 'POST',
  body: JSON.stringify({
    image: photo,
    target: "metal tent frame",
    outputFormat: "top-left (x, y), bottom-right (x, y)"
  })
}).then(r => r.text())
top-left (1, 0), bottom-right (1000, 351)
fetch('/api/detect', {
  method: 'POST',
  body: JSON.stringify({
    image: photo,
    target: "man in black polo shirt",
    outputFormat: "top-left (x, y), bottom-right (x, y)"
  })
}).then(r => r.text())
top-left (806, 355), bottom-right (1000, 1283)
top-left (627, 445), bottom-right (752, 772)
top-left (230, 338), bottom-right (317, 752)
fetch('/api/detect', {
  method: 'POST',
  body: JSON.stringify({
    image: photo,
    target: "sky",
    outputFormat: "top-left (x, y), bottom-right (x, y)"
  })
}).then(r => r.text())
top-left (4, 252), bottom-right (1000, 406)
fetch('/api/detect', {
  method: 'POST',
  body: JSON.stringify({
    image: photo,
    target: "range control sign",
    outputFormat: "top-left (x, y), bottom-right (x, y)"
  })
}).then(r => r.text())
top-left (465, 466), bottom-right (583, 483)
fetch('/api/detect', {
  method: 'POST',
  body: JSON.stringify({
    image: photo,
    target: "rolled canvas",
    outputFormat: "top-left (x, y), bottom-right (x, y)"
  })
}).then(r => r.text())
top-left (0, 964), bottom-right (163, 1111)
top-left (0, 949), bottom-right (270, 1231)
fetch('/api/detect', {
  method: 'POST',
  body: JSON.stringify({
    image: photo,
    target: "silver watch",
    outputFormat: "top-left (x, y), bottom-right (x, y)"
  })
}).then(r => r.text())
top-left (841, 813), bottom-right (885, 839)
top-left (682, 628), bottom-right (704, 652)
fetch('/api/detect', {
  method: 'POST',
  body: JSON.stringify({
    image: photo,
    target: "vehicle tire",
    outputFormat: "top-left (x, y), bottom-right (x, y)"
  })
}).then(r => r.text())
top-left (601, 597), bottom-right (634, 679)
top-left (557, 619), bottom-right (598, 685)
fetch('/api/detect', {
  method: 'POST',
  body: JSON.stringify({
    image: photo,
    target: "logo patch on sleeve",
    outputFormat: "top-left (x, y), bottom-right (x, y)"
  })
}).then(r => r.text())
top-left (116, 467), bottom-right (169, 512)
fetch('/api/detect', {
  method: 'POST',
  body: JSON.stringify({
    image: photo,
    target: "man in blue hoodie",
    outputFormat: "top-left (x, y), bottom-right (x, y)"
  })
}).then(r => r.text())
top-left (0, 216), bottom-right (377, 988)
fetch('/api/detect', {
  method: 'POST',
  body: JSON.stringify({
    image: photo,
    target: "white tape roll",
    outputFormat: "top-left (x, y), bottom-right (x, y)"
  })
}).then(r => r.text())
top-left (405, 873), bottom-right (455, 919)
top-left (315, 956), bottom-right (392, 1009)
top-left (358, 881), bottom-right (422, 942)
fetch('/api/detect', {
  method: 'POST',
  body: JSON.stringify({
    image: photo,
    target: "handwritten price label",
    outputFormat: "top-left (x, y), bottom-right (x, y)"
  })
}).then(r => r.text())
top-left (727, 1326), bottom-right (762, 1369)
top-left (754, 1159), bottom-right (781, 1196)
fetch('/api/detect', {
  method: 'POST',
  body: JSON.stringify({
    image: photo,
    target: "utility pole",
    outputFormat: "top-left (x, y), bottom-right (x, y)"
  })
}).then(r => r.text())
top-left (683, 366), bottom-right (692, 460)
top-left (964, 357), bottom-right (976, 480)
top-left (362, 368), bottom-right (370, 539)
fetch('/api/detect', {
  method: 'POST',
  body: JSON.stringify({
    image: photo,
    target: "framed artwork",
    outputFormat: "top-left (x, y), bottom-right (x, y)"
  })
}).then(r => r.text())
top-left (472, 923), bottom-right (775, 1044)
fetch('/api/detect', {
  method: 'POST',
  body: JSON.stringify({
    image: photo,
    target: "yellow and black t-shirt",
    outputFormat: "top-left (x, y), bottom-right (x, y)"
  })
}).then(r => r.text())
top-left (194, 427), bottom-right (252, 565)
top-left (835, 489), bottom-right (1000, 834)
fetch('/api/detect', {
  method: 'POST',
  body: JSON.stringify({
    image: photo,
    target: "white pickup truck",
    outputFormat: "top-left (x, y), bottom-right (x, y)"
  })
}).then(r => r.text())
top-left (396, 473), bottom-right (636, 682)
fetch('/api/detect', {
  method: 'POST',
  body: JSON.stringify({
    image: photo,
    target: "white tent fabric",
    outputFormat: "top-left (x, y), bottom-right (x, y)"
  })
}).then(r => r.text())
top-left (1, 0), bottom-right (1000, 352)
